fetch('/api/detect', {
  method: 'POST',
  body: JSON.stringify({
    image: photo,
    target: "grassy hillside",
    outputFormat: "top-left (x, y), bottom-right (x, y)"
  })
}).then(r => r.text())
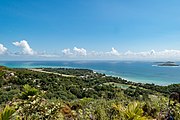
top-left (0, 67), bottom-right (179, 120)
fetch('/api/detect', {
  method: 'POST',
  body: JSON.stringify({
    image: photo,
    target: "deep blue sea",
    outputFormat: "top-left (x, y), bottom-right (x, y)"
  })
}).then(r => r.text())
top-left (0, 61), bottom-right (180, 86)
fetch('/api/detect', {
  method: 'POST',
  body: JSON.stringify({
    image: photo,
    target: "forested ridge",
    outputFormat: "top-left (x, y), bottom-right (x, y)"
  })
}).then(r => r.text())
top-left (0, 66), bottom-right (179, 120)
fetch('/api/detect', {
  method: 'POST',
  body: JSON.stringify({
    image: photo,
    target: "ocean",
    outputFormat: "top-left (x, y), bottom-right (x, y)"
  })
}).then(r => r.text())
top-left (0, 61), bottom-right (180, 86)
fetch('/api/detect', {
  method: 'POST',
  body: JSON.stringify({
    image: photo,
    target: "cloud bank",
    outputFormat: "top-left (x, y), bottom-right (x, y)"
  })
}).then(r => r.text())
top-left (1, 39), bottom-right (180, 60)
top-left (61, 47), bottom-right (180, 60)
top-left (122, 49), bottom-right (180, 60)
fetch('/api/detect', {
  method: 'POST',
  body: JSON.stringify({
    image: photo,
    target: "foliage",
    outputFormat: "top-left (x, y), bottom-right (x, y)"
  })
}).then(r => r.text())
top-left (0, 67), bottom-right (180, 119)
top-left (0, 105), bottom-right (15, 120)
top-left (112, 101), bottom-right (147, 120)
top-left (13, 95), bottom-right (63, 120)
top-left (19, 84), bottom-right (38, 100)
top-left (43, 68), bottom-right (94, 76)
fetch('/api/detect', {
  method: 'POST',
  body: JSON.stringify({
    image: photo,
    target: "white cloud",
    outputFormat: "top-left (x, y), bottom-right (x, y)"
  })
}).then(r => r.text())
top-left (0, 44), bottom-right (7, 55)
top-left (37, 51), bottom-right (59, 58)
top-left (6, 40), bottom-right (180, 60)
top-left (39, 54), bottom-right (59, 58)
top-left (153, 50), bottom-right (180, 59)
top-left (110, 47), bottom-right (120, 56)
top-left (158, 49), bottom-right (180, 56)
top-left (106, 47), bottom-right (120, 56)
top-left (13, 40), bottom-right (34, 55)
top-left (150, 50), bottom-right (155, 55)
top-left (122, 49), bottom-right (180, 60)
top-left (124, 50), bottom-right (134, 55)
top-left (62, 48), bottom-right (73, 56)
top-left (61, 47), bottom-right (87, 57)
top-left (124, 50), bottom-right (155, 57)
top-left (89, 51), bottom-right (103, 56)
top-left (60, 47), bottom-right (180, 60)
top-left (73, 47), bottom-right (87, 56)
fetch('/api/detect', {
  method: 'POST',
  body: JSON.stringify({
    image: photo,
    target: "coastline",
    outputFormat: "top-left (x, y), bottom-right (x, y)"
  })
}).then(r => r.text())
top-left (99, 72), bottom-right (170, 86)
top-left (120, 76), bottom-right (170, 86)
top-left (0, 61), bottom-right (180, 86)
top-left (78, 69), bottom-right (174, 86)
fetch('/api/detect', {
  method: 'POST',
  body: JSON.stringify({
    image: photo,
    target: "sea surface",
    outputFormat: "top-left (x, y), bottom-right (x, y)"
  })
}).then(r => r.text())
top-left (0, 61), bottom-right (180, 86)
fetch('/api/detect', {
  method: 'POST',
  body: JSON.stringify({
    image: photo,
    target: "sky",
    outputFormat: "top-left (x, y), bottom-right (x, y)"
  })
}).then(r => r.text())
top-left (0, 0), bottom-right (180, 60)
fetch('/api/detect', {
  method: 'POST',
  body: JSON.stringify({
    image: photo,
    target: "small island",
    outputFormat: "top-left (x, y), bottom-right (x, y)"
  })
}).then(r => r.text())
top-left (157, 61), bottom-right (179, 66)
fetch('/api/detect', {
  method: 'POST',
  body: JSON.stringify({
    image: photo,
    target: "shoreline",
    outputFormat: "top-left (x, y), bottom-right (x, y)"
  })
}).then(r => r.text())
top-left (1, 65), bottom-right (178, 86)
top-left (93, 69), bottom-right (170, 86)
top-left (29, 68), bottom-right (75, 77)
top-left (1, 61), bottom-right (180, 86)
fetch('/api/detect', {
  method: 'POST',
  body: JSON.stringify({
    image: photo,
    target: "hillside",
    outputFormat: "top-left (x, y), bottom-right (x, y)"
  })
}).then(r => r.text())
top-left (0, 66), bottom-right (179, 120)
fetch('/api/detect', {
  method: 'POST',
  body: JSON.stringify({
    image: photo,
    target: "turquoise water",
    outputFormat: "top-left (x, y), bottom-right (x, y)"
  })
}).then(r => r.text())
top-left (0, 61), bottom-right (180, 85)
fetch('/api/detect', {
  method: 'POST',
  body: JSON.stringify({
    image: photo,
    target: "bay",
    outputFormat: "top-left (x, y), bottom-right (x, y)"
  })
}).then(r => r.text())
top-left (0, 61), bottom-right (180, 85)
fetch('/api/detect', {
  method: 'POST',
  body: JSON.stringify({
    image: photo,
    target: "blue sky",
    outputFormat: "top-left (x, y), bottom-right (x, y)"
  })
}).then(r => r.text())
top-left (0, 0), bottom-right (180, 60)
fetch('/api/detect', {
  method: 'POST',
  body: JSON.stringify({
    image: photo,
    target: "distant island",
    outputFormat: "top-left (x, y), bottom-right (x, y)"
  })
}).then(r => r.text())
top-left (156, 61), bottom-right (179, 66)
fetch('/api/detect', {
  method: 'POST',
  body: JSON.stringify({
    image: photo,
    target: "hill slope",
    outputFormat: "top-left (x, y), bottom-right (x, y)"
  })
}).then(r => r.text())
top-left (0, 67), bottom-right (179, 119)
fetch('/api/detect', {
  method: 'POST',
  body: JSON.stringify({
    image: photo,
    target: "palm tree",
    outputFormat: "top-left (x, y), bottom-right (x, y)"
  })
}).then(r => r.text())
top-left (124, 102), bottom-right (147, 120)
top-left (112, 101), bottom-right (147, 120)
top-left (0, 106), bottom-right (15, 120)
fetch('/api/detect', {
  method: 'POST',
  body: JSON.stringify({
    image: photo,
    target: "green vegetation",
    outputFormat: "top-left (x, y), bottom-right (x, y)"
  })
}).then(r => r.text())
top-left (0, 106), bottom-right (15, 120)
top-left (0, 67), bottom-right (179, 119)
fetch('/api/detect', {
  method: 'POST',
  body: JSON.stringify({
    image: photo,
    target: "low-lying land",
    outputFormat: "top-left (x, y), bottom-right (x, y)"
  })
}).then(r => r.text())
top-left (0, 66), bottom-right (179, 120)
top-left (155, 61), bottom-right (179, 66)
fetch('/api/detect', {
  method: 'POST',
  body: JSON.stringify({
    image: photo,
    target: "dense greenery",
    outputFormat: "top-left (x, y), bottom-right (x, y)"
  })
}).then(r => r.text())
top-left (0, 66), bottom-right (179, 119)
top-left (43, 68), bottom-right (96, 76)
